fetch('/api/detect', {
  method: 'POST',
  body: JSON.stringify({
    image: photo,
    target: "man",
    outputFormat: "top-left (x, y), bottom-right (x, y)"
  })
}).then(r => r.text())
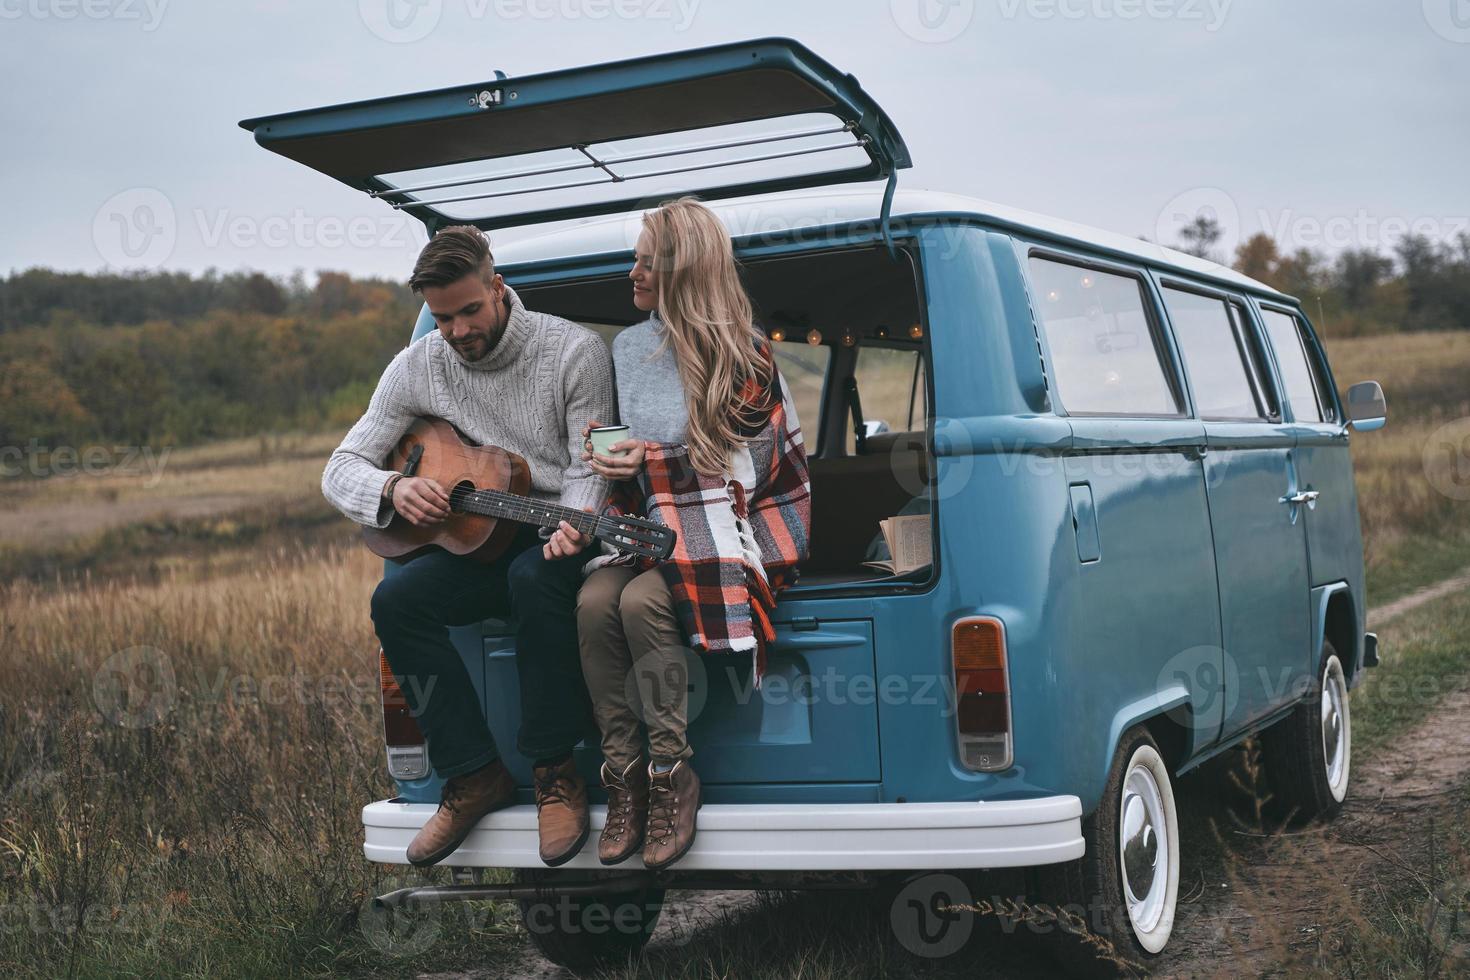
top-left (322, 225), bottom-right (605, 867)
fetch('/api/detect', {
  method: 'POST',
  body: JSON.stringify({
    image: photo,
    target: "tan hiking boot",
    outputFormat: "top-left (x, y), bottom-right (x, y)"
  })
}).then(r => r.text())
top-left (406, 759), bottom-right (515, 867)
top-left (643, 760), bottom-right (701, 870)
top-left (534, 757), bottom-right (590, 867)
top-left (598, 758), bottom-right (649, 866)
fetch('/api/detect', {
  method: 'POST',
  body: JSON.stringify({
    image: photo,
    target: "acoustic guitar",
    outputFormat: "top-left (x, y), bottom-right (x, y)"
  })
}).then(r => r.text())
top-left (361, 417), bottom-right (675, 563)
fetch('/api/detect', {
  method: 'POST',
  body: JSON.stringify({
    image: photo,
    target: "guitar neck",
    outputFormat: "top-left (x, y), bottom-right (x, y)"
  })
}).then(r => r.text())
top-left (450, 486), bottom-right (603, 538)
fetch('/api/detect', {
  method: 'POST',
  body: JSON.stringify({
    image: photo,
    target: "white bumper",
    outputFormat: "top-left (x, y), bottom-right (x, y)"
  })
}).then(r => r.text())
top-left (362, 796), bottom-right (1085, 871)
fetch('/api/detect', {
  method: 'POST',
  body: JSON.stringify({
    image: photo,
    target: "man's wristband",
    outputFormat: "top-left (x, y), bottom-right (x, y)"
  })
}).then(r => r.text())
top-left (382, 473), bottom-right (404, 503)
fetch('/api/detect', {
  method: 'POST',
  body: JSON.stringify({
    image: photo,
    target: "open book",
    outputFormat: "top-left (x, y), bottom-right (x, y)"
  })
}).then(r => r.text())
top-left (862, 513), bottom-right (933, 576)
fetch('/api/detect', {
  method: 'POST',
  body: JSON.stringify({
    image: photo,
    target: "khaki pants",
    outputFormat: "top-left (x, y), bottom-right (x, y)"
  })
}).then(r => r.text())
top-left (576, 566), bottom-right (694, 771)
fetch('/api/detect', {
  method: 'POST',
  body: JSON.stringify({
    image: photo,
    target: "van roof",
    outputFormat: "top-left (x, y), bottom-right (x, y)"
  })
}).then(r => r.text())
top-left (493, 187), bottom-right (1289, 302)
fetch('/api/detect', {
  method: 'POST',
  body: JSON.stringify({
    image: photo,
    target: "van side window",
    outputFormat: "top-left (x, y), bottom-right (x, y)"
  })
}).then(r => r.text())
top-left (845, 345), bottom-right (926, 453)
top-left (770, 340), bottom-right (831, 449)
top-left (1227, 302), bottom-right (1278, 418)
top-left (1160, 286), bottom-right (1265, 420)
top-left (1259, 309), bottom-right (1326, 423)
top-left (1027, 257), bottom-right (1179, 416)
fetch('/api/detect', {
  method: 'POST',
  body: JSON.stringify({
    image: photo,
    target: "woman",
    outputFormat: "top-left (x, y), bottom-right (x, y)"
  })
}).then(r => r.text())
top-left (567, 197), bottom-right (811, 869)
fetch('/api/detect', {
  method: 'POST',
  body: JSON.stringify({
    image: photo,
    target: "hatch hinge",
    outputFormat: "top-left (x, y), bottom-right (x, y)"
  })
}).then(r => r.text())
top-left (880, 170), bottom-right (899, 260)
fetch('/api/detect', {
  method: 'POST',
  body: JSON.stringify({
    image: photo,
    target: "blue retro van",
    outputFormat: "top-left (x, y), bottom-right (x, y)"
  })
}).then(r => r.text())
top-left (242, 38), bottom-right (1388, 969)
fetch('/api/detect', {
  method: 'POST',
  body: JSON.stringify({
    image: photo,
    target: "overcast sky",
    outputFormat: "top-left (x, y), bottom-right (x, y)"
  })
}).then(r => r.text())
top-left (2, 0), bottom-right (1467, 280)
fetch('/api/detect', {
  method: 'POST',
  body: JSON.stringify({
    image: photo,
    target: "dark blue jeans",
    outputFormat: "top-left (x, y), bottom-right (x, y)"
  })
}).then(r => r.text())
top-left (370, 526), bottom-right (594, 779)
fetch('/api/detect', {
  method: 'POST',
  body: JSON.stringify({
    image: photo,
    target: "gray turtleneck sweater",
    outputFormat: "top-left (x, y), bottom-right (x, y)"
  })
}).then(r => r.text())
top-left (321, 285), bottom-right (614, 529)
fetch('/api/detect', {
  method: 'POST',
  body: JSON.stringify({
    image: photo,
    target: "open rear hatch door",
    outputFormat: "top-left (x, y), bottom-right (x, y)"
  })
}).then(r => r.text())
top-left (239, 37), bottom-right (910, 231)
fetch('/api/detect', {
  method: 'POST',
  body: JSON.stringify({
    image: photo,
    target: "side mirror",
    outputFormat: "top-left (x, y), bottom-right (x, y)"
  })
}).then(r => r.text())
top-left (1346, 380), bottom-right (1387, 431)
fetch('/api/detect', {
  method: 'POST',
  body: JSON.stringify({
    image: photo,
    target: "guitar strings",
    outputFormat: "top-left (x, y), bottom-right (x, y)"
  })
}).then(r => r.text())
top-left (445, 485), bottom-right (667, 552)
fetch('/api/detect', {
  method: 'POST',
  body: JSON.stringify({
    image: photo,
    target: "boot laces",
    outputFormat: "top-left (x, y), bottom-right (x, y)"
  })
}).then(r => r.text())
top-left (439, 777), bottom-right (468, 816)
top-left (535, 767), bottom-right (571, 810)
top-left (647, 778), bottom-right (678, 845)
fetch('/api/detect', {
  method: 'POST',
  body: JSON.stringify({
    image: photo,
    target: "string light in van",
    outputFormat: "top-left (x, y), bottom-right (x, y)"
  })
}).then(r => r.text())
top-left (806, 328), bottom-right (822, 346)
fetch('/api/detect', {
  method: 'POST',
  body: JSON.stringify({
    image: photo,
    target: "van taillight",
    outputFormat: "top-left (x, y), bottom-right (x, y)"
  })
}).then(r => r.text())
top-left (379, 650), bottom-right (429, 780)
top-left (952, 618), bottom-right (1012, 771)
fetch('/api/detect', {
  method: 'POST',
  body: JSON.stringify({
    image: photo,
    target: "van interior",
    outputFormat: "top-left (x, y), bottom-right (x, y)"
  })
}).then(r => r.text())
top-left (516, 243), bottom-right (935, 591)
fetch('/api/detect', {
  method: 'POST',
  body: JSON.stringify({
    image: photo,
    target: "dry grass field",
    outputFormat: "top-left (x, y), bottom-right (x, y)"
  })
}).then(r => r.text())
top-left (0, 331), bottom-right (1467, 977)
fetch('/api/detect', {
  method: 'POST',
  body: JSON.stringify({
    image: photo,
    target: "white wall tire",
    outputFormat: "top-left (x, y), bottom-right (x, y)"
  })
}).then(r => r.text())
top-left (1037, 726), bottom-right (1181, 969)
top-left (1116, 743), bottom-right (1180, 955)
top-left (1320, 654), bottom-right (1351, 804)
top-left (1261, 641), bottom-right (1351, 824)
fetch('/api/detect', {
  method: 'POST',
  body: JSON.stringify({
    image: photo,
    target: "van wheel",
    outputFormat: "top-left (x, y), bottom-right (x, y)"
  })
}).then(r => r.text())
top-left (515, 869), bottom-right (664, 972)
top-left (1260, 641), bottom-right (1351, 825)
top-left (1039, 726), bottom-right (1180, 972)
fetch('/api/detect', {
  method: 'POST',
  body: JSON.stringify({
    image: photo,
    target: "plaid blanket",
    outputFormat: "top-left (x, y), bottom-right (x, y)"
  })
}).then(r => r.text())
top-left (586, 349), bottom-right (811, 680)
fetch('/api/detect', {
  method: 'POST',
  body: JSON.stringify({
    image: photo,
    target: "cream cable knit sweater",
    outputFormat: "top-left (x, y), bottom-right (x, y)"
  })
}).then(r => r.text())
top-left (321, 285), bottom-right (614, 529)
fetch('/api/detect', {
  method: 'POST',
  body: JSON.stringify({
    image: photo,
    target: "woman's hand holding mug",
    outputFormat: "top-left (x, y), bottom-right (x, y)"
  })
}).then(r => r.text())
top-left (582, 420), bottom-right (646, 481)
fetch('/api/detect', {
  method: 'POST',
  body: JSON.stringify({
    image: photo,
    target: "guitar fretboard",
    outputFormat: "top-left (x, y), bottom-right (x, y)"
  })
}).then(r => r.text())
top-left (448, 485), bottom-right (603, 537)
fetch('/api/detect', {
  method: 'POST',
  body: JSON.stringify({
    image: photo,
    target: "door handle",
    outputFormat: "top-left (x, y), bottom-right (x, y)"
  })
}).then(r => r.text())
top-left (1279, 490), bottom-right (1320, 506)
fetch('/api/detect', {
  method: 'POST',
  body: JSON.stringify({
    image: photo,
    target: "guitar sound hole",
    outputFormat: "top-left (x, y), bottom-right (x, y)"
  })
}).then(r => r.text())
top-left (452, 480), bottom-right (476, 513)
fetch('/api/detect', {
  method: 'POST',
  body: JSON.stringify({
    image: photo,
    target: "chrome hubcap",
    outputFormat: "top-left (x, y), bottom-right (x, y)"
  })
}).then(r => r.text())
top-left (1120, 764), bottom-right (1168, 935)
top-left (1321, 662), bottom-right (1348, 794)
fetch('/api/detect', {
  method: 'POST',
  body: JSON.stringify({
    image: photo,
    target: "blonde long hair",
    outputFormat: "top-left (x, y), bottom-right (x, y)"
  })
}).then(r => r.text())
top-left (644, 198), bottom-right (773, 477)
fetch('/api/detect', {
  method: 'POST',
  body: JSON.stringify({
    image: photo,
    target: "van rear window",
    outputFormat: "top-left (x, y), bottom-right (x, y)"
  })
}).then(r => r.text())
top-left (1028, 257), bottom-right (1179, 417)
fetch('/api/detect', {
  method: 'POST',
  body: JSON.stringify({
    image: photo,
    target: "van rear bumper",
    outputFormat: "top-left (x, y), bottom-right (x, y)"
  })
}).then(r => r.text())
top-left (362, 796), bottom-right (1085, 871)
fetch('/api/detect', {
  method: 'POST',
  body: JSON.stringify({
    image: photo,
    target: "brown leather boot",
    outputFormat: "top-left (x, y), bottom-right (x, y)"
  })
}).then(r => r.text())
top-left (534, 757), bottom-right (590, 867)
top-left (643, 760), bottom-right (701, 870)
top-left (406, 759), bottom-right (515, 867)
top-left (598, 758), bottom-right (649, 866)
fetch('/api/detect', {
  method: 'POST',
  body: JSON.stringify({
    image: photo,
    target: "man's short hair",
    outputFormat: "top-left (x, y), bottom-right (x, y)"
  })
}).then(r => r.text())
top-left (409, 225), bottom-right (496, 293)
